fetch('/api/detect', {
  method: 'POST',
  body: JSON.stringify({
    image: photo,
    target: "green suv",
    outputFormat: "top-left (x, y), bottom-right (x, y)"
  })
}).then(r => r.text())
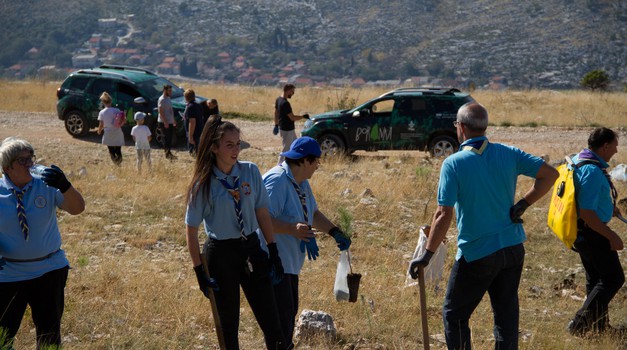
top-left (56, 65), bottom-right (204, 145)
top-left (301, 87), bottom-right (475, 157)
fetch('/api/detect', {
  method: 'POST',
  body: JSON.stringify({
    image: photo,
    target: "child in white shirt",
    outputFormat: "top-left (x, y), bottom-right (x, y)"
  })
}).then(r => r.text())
top-left (130, 112), bottom-right (152, 172)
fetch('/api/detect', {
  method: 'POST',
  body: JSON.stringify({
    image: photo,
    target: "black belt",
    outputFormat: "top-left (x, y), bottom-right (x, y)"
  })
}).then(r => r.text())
top-left (2, 249), bottom-right (61, 263)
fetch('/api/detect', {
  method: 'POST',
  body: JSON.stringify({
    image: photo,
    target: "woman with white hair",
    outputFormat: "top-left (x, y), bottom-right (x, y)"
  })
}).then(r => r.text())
top-left (0, 137), bottom-right (85, 349)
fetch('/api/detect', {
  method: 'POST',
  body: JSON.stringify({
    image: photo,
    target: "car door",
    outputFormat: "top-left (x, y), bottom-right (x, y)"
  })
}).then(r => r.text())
top-left (346, 98), bottom-right (395, 151)
top-left (86, 78), bottom-right (114, 121)
top-left (392, 96), bottom-right (431, 150)
top-left (113, 82), bottom-right (143, 126)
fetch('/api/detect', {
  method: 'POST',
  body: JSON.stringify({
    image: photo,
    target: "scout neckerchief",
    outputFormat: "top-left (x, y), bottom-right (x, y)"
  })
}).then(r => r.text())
top-left (216, 172), bottom-right (253, 272)
top-left (286, 169), bottom-right (309, 227)
top-left (460, 137), bottom-right (489, 155)
top-left (577, 149), bottom-right (618, 207)
top-left (216, 175), bottom-right (247, 240)
top-left (10, 187), bottom-right (29, 241)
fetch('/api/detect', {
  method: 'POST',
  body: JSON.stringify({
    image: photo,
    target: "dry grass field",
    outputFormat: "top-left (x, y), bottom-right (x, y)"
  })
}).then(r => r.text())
top-left (0, 80), bottom-right (625, 349)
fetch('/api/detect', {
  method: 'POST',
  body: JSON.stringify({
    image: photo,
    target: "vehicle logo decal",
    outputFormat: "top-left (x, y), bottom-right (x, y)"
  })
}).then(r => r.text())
top-left (356, 125), bottom-right (392, 142)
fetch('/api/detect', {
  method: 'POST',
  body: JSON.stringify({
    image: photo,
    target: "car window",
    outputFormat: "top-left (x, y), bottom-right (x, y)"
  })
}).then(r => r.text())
top-left (371, 99), bottom-right (394, 114)
top-left (397, 98), bottom-right (428, 115)
top-left (431, 98), bottom-right (457, 113)
top-left (66, 77), bottom-right (90, 91)
top-left (136, 77), bottom-right (184, 100)
top-left (117, 83), bottom-right (141, 100)
top-left (88, 79), bottom-right (114, 97)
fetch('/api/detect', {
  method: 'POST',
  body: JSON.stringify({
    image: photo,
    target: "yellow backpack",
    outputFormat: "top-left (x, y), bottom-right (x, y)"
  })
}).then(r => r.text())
top-left (547, 157), bottom-right (597, 248)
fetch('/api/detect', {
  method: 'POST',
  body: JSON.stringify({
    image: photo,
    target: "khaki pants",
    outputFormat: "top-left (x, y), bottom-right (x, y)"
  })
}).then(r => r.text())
top-left (278, 129), bottom-right (297, 165)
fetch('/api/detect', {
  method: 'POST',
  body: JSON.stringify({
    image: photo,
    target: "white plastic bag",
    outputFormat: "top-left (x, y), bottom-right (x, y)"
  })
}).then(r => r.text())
top-left (333, 250), bottom-right (350, 301)
top-left (610, 164), bottom-right (627, 182)
top-left (405, 227), bottom-right (447, 287)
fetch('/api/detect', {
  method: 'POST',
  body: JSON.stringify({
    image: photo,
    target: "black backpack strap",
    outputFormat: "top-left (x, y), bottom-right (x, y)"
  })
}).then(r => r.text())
top-left (574, 159), bottom-right (598, 168)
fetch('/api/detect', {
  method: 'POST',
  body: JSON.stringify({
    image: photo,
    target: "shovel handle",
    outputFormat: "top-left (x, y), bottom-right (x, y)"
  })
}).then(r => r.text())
top-left (417, 267), bottom-right (430, 350)
top-left (201, 243), bottom-right (226, 350)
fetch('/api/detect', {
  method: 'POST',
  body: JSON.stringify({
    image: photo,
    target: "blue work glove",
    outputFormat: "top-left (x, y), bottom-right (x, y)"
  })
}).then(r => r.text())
top-left (267, 242), bottom-right (284, 285)
top-left (272, 125), bottom-right (279, 135)
top-left (41, 164), bottom-right (72, 193)
top-left (510, 198), bottom-right (530, 223)
top-left (194, 264), bottom-right (219, 298)
top-left (409, 250), bottom-right (434, 279)
top-left (299, 237), bottom-right (319, 260)
top-left (329, 227), bottom-right (351, 251)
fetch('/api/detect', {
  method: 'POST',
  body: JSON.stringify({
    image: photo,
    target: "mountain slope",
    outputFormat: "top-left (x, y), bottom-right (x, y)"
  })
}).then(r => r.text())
top-left (1, 0), bottom-right (625, 88)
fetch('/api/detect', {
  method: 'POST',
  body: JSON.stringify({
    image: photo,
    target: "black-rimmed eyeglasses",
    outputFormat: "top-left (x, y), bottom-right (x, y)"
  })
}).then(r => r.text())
top-left (16, 155), bottom-right (36, 166)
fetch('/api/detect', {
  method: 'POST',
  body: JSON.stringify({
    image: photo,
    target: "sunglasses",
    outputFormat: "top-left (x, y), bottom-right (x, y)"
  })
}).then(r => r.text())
top-left (16, 155), bottom-right (36, 166)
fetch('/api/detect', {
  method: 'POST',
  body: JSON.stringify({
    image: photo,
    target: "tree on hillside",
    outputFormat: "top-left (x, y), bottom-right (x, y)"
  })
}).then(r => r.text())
top-left (580, 69), bottom-right (610, 91)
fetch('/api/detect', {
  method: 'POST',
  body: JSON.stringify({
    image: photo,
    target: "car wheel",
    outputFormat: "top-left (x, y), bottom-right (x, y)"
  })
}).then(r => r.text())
top-left (429, 135), bottom-right (458, 157)
top-left (318, 134), bottom-right (346, 156)
top-left (64, 111), bottom-right (89, 137)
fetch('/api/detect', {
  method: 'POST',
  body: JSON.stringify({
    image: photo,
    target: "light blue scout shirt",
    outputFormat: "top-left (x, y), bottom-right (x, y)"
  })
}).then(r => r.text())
top-left (437, 136), bottom-right (544, 262)
top-left (257, 162), bottom-right (318, 275)
top-left (186, 161), bottom-right (270, 240)
top-left (573, 151), bottom-right (614, 223)
top-left (0, 175), bottom-right (69, 282)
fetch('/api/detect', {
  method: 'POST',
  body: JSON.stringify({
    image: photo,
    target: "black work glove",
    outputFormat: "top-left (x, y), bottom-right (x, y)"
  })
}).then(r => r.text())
top-left (272, 125), bottom-right (279, 135)
top-left (267, 242), bottom-right (284, 285)
top-left (194, 264), bottom-right (219, 299)
top-left (329, 227), bottom-right (351, 251)
top-left (409, 250), bottom-right (434, 279)
top-left (510, 198), bottom-right (530, 223)
top-left (41, 164), bottom-right (72, 193)
top-left (302, 114), bottom-right (310, 119)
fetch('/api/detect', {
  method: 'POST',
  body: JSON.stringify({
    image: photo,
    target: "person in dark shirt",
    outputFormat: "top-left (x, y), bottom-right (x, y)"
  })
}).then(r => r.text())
top-left (183, 89), bottom-right (204, 157)
top-left (273, 84), bottom-right (309, 165)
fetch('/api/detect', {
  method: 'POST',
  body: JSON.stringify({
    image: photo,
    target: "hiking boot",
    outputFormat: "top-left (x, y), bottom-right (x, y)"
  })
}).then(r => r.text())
top-left (165, 151), bottom-right (177, 160)
top-left (568, 319), bottom-right (588, 337)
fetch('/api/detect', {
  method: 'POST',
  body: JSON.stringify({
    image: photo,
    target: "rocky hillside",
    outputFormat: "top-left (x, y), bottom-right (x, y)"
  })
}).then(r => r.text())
top-left (2, 0), bottom-right (625, 88)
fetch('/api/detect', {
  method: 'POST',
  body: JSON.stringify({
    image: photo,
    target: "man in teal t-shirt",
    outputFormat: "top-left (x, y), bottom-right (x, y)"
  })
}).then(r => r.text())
top-left (409, 103), bottom-right (558, 349)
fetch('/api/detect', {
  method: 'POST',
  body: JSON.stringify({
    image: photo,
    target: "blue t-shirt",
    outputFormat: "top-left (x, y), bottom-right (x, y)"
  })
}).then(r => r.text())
top-left (186, 161), bottom-right (270, 240)
top-left (0, 176), bottom-right (68, 282)
top-left (573, 151), bottom-right (613, 223)
top-left (257, 163), bottom-right (318, 274)
top-left (437, 136), bottom-right (543, 262)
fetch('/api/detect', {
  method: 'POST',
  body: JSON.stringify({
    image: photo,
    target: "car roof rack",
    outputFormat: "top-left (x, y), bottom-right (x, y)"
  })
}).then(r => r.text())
top-left (75, 69), bottom-right (133, 82)
top-left (98, 65), bottom-right (157, 76)
top-left (379, 87), bottom-right (462, 97)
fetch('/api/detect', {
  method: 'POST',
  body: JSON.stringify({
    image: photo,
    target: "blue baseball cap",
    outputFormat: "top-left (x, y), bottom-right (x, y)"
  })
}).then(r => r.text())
top-left (280, 136), bottom-right (321, 159)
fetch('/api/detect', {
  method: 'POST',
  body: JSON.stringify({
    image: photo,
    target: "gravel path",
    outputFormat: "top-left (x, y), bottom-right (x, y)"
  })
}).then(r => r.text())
top-left (0, 111), bottom-right (623, 164)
